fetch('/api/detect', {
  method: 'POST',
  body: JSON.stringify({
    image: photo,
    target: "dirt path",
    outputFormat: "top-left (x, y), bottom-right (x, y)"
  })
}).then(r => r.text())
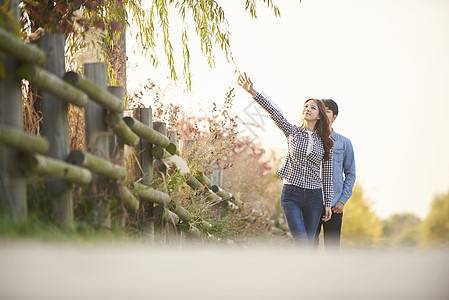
top-left (0, 240), bottom-right (448, 300)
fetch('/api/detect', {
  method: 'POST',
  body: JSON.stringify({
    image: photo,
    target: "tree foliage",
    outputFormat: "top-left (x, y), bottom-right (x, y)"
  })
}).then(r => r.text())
top-left (18, 0), bottom-right (281, 88)
top-left (124, 0), bottom-right (280, 88)
top-left (382, 213), bottom-right (421, 248)
top-left (420, 189), bottom-right (449, 248)
top-left (341, 183), bottom-right (383, 248)
top-left (20, 0), bottom-right (122, 34)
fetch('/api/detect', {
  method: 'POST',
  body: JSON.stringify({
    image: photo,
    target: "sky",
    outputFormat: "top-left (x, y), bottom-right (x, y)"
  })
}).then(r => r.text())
top-left (127, 0), bottom-right (449, 219)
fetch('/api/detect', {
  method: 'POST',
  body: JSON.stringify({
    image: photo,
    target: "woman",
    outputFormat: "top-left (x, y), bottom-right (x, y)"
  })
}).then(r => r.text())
top-left (238, 73), bottom-right (334, 246)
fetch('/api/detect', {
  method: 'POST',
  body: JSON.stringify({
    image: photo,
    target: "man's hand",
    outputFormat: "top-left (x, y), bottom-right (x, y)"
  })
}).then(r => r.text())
top-left (332, 201), bottom-right (345, 214)
top-left (238, 72), bottom-right (257, 97)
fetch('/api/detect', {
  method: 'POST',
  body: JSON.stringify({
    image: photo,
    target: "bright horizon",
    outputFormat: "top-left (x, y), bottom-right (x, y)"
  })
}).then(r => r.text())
top-left (127, 0), bottom-right (449, 220)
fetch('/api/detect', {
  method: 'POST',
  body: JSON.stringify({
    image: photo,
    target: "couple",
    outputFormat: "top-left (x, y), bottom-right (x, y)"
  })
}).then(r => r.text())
top-left (238, 73), bottom-right (356, 249)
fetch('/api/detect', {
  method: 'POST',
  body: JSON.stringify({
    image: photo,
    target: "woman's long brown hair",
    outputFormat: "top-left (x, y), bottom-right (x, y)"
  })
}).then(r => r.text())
top-left (304, 99), bottom-right (334, 161)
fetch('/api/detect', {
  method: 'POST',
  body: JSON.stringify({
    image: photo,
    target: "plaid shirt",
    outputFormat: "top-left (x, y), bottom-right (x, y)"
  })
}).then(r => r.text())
top-left (253, 93), bottom-right (334, 207)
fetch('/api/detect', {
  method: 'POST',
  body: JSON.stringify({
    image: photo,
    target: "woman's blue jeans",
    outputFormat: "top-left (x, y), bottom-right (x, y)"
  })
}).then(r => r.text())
top-left (280, 184), bottom-right (323, 246)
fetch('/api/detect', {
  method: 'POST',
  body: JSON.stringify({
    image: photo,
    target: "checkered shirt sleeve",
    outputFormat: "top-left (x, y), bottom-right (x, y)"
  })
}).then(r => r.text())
top-left (322, 151), bottom-right (333, 207)
top-left (253, 92), bottom-right (294, 137)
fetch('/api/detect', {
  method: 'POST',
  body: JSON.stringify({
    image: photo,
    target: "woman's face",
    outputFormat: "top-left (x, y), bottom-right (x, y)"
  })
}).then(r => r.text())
top-left (302, 100), bottom-right (320, 122)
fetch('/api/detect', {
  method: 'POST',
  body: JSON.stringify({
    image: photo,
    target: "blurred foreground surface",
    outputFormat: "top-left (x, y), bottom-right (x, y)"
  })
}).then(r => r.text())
top-left (0, 240), bottom-right (448, 300)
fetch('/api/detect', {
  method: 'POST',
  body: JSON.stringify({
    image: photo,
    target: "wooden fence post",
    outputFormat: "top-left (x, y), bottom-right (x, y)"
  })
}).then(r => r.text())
top-left (134, 108), bottom-right (153, 185)
top-left (0, 0), bottom-right (27, 220)
top-left (168, 131), bottom-right (177, 147)
top-left (134, 108), bottom-right (154, 242)
top-left (40, 33), bottom-right (73, 228)
top-left (152, 122), bottom-right (174, 242)
top-left (153, 123), bottom-right (167, 167)
top-left (107, 86), bottom-right (124, 163)
top-left (211, 167), bottom-right (223, 187)
top-left (84, 62), bottom-right (110, 228)
top-left (152, 122), bottom-right (167, 140)
top-left (168, 130), bottom-right (186, 241)
top-left (179, 139), bottom-right (194, 158)
top-left (107, 86), bottom-right (124, 228)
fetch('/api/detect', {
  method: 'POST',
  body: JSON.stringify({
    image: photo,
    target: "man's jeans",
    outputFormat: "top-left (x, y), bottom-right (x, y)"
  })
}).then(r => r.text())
top-left (280, 184), bottom-right (323, 246)
top-left (315, 208), bottom-right (343, 249)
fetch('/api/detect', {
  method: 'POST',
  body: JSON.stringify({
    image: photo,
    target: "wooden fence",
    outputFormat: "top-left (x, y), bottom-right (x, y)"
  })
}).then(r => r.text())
top-left (0, 24), bottom-right (242, 241)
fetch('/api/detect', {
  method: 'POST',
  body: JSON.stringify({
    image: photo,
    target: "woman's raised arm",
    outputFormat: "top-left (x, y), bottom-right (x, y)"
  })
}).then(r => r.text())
top-left (238, 72), bottom-right (257, 97)
top-left (238, 73), bottom-right (294, 137)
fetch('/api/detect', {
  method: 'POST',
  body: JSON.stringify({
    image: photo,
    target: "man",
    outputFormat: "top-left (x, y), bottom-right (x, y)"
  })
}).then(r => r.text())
top-left (315, 99), bottom-right (356, 249)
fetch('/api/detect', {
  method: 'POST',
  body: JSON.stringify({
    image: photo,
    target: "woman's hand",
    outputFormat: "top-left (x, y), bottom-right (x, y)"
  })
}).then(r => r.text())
top-left (322, 206), bottom-right (332, 222)
top-left (238, 72), bottom-right (257, 97)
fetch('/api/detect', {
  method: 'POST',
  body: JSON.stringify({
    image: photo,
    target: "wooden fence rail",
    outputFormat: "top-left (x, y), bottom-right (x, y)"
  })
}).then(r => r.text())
top-left (0, 125), bottom-right (49, 154)
top-left (0, 27), bottom-right (46, 65)
top-left (0, 25), bottom-right (242, 241)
